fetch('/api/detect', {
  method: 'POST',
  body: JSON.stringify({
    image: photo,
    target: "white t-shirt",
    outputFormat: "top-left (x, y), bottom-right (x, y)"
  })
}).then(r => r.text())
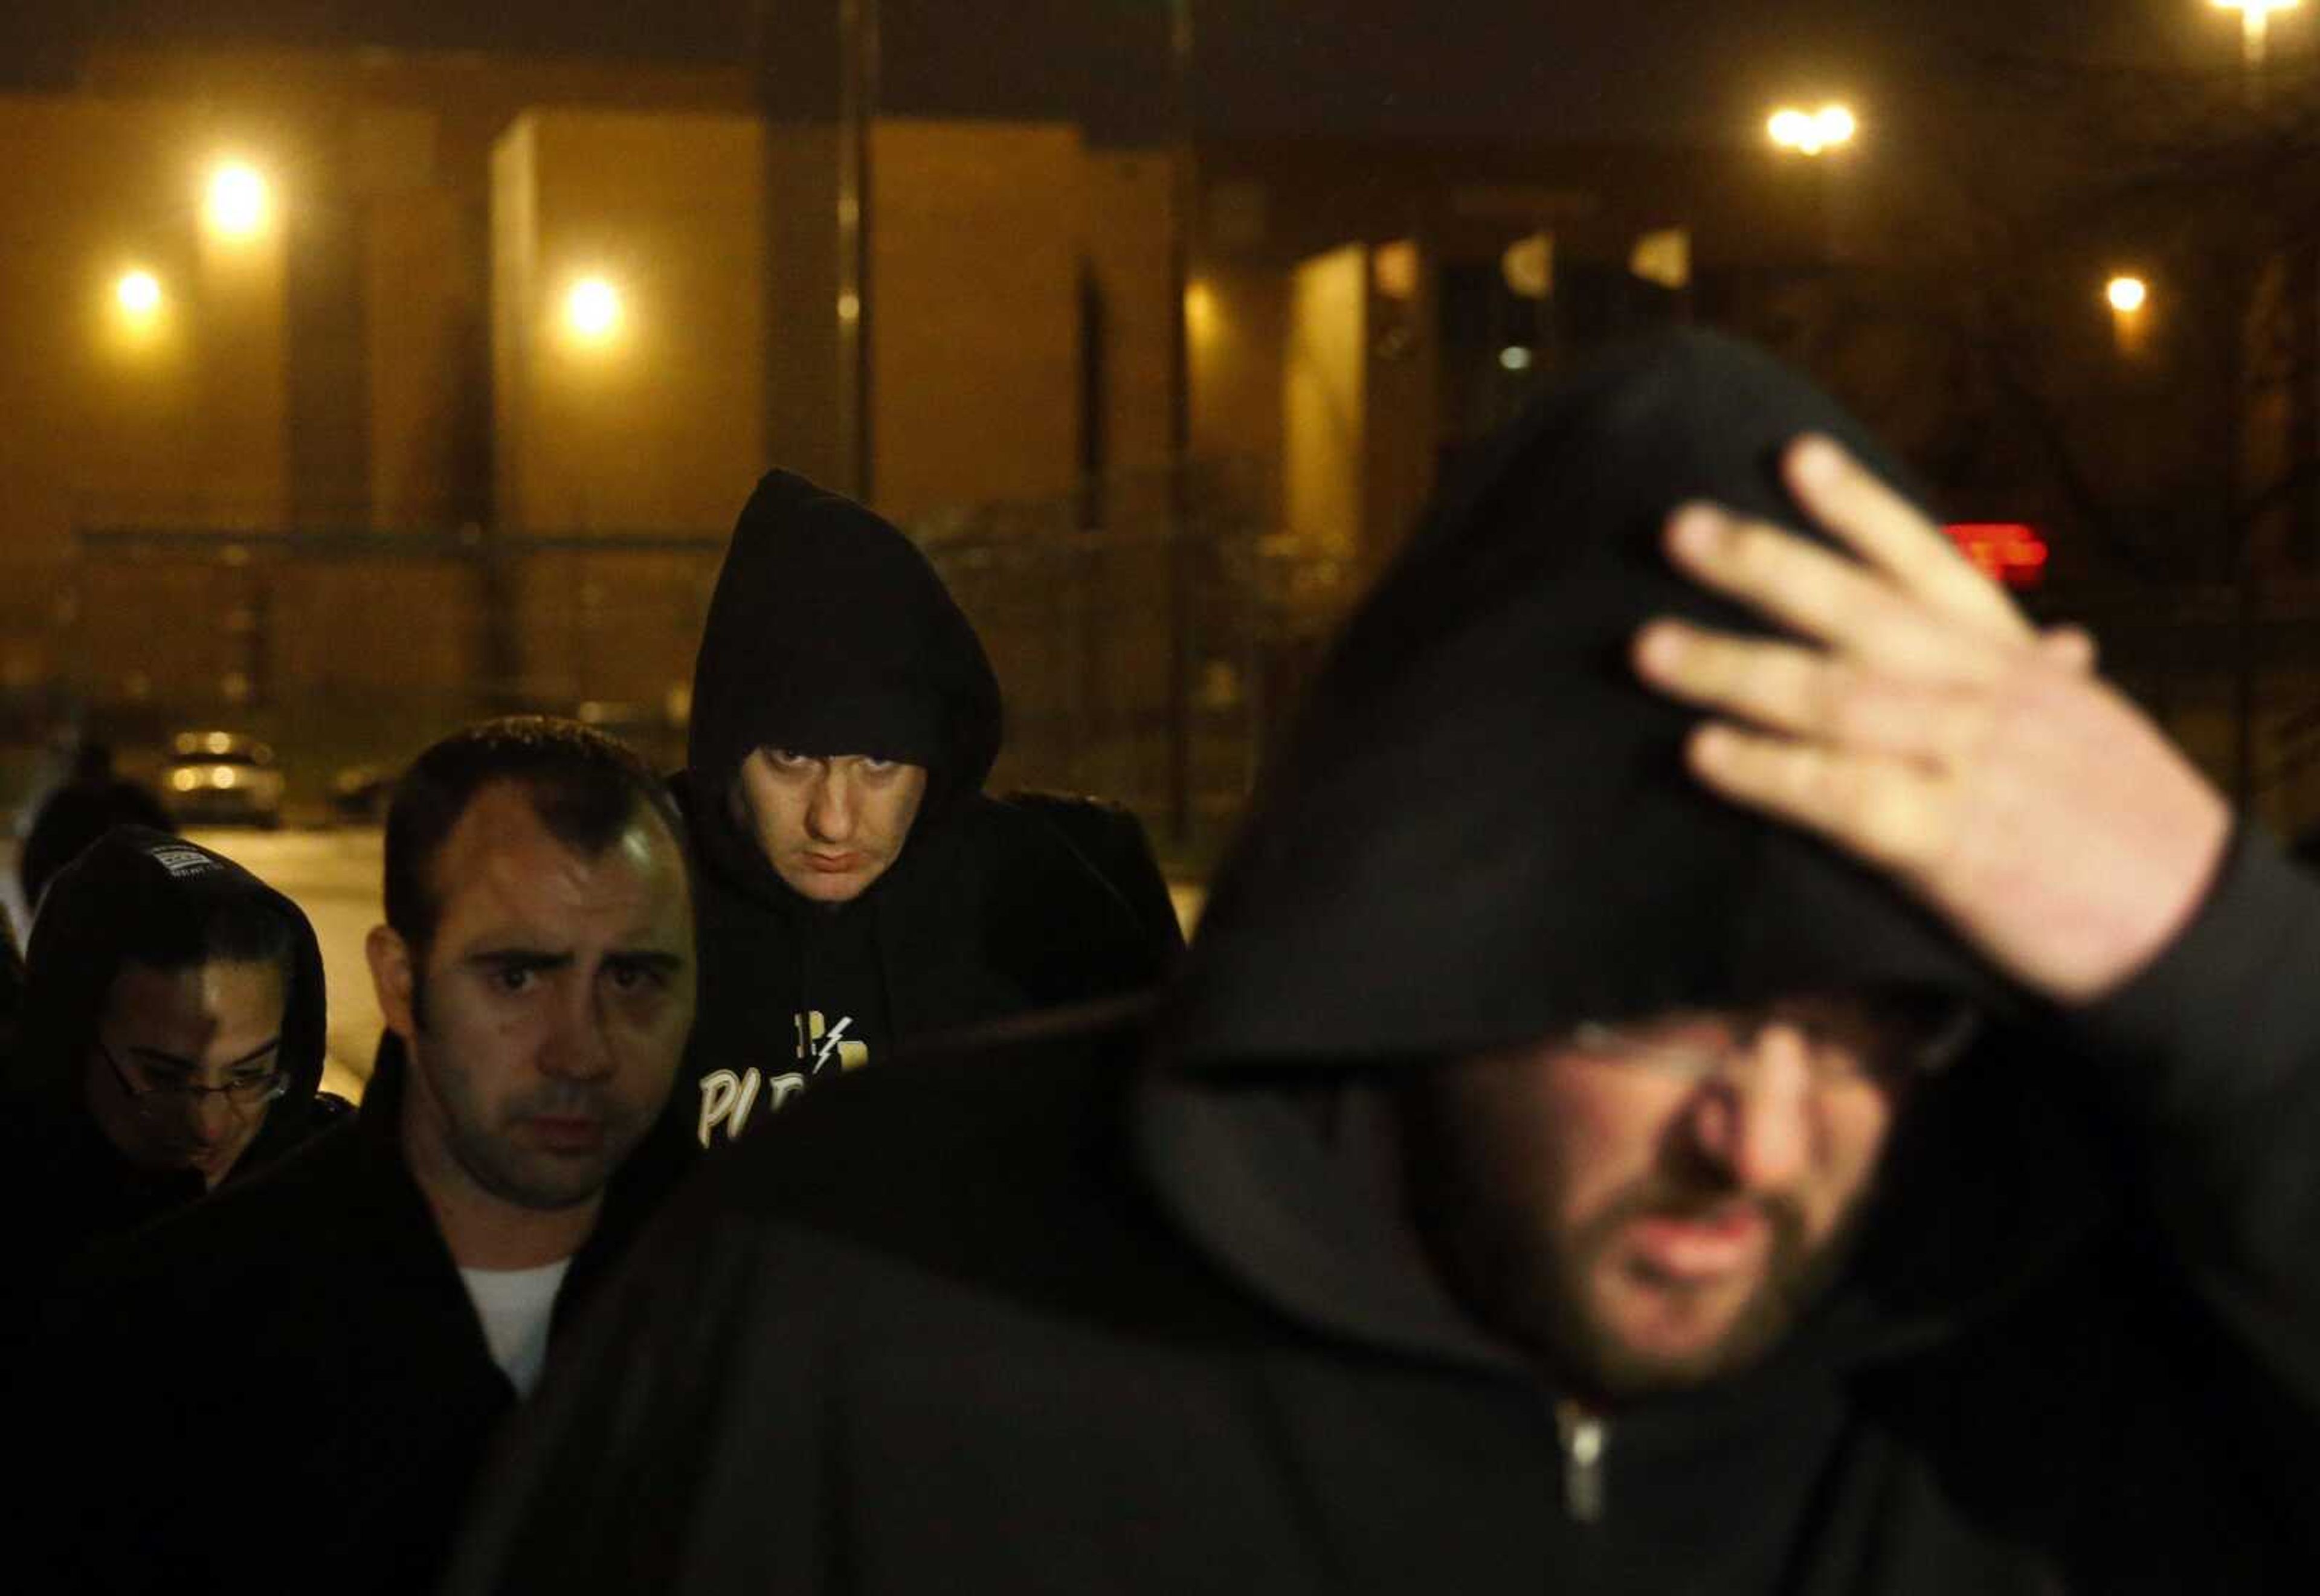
top-left (459, 1258), bottom-right (573, 1398)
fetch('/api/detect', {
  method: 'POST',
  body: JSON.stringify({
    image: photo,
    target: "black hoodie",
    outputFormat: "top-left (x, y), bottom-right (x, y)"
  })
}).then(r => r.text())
top-left (443, 332), bottom-right (2320, 1594)
top-left (0, 825), bottom-right (334, 1329)
top-left (674, 470), bottom-right (1178, 1147)
top-left (12, 1043), bottom-right (665, 1596)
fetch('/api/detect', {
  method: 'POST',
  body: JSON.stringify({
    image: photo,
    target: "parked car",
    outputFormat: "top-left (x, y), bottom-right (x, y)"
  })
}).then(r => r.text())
top-left (163, 731), bottom-right (285, 828)
top-left (328, 761), bottom-right (398, 825)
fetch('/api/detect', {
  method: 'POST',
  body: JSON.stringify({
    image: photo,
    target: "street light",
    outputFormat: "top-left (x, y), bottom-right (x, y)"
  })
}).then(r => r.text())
top-left (2107, 274), bottom-right (2151, 357)
top-left (564, 277), bottom-right (624, 345)
top-left (1768, 104), bottom-right (1857, 156)
top-left (204, 162), bottom-right (270, 240)
top-left (2212, 0), bottom-right (2301, 75)
top-left (115, 269), bottom-right (163, 319)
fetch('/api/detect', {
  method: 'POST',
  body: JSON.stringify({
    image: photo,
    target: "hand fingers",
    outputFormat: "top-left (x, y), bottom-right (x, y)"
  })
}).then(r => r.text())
top-left (1782, 436), bottom-right (2034, 642)
top-left (2040, 624), bottom-right (2099, 674)
top-left (1665, 506), bottom-right (2014, 684)
top-left (1686, 722), bottom-right (1955, 876)
top-left (1635, 622), bottom-right (1992, 765)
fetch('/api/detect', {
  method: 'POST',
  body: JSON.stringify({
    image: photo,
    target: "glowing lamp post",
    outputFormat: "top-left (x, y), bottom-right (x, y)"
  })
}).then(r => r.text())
top-left (565, 277), bottom-right (625, 346)
top-left (105, 267), bottom-right (168, 353)
top-left (2107, 274), bottom-right (2150, 356)
top-left (1768, 103), bottom-right (1858, 262)
top-left (2214, 0), bottom-right (2301, 72)
top-left (204, 162), bottom-right (271, 240)
top-left (1767, 104), bottom-right (1857, 156)
top-left (115, 269), bottom-right (163, 318)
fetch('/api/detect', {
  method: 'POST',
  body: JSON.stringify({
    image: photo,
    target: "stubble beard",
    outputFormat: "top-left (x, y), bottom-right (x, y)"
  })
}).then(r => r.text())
top-left (1535, 1181), bottom-right (1862, 1401)
top-left (416, 1025), bottom-right (636, 1214)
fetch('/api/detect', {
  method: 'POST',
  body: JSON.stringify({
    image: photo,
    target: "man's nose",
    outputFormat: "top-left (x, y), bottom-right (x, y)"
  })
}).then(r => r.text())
top-left (540, 988), bottom-right (618, 1082)
top-left (1686, 1025), bottom-right (1814, 1191)
top-left (187, 1090), bottom-right (237, 1144)
top-left (805, 770), bottom-right (856, 842)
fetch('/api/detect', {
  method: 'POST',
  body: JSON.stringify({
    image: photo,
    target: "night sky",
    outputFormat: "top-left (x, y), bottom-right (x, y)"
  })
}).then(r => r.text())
top-left (0, 2), bottom-right (2297, 143)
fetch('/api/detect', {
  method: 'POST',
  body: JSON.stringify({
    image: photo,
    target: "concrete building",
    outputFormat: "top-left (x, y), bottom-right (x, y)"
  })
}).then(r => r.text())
top-left (0, 43), bottom-right (1874, 836)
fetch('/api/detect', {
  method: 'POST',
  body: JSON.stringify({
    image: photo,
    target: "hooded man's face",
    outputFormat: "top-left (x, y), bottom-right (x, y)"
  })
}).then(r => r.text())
top-left (734, 748), bottom-right (929, 905)
top-left (83, 958), bottom-right (288, 1189)
top-left (1410, 999), bottom-right (1918, 1401)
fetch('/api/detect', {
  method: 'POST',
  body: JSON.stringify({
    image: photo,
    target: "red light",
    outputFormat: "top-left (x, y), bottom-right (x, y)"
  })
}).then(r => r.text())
top-left (1942, 523), bottom-right (2048, 588)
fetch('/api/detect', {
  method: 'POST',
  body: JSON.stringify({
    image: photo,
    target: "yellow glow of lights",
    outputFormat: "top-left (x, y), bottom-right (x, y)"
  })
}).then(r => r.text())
top-left (566, 277), bottom-right (624, 343)
top-left (2213, 0), bottom-right (2301, 75)
top-left (1768, 104), bottom-right (1858, 155)
top-left (1372, 240), bottom-right (1421, 301)
top-left (2107, 275), bottom-right (2149, 314)
top-left (115, 269), bottom-right (163, 318)
top-left (204, 162), bottom-right (271, 239)
top-left (1185, 280), bottom-right (1216, 338)
top-left (1501, 233), bottom-right (1553, 300)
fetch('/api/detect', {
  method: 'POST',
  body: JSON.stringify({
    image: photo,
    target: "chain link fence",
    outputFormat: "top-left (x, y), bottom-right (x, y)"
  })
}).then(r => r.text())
top-left (53, 462), bottom-right (1356, 858)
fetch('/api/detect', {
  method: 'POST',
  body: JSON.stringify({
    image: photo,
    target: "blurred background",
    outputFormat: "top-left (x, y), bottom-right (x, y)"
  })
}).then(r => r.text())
top-left (8, 2), bottom-right (2320, 1012)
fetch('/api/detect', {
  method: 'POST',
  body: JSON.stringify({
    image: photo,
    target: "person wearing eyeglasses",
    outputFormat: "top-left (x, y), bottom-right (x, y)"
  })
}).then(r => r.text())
top-left (0, 824), bottom-right (334, 1318)
top-left (443, 333), bottom-right (2315, 1596)
top-left (16, 719), bottom-right (698, 1596)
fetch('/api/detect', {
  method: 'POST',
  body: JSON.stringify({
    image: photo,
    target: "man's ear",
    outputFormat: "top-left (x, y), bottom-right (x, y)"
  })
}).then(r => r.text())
top-left (366, 924), bottom-right (417, 1040)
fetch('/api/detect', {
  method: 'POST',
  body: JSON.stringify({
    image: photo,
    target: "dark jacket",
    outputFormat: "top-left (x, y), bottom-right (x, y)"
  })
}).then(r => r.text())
top-left (13, 1049), bottom-right (652, 1596)
top-left (0, 827), bottom-right (336, 1330)
top-left (0, 917), bottom-right (21, 1061)
top-left (443, 333), bottom-right (2320, 1593)
top-left (674, 471), bottom-right (1179, 1148)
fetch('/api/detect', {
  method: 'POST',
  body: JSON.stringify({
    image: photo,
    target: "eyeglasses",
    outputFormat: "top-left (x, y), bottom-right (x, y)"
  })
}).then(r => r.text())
top-left (1565, 994), bottom-right (1979, 1089)
top-left (94, 1035), bottom-right (290, 1118)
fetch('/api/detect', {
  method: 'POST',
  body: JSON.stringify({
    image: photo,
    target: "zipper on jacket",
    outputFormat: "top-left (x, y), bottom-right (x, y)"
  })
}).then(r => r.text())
top-left (1556, 1400), bottom-right (1608, 1524)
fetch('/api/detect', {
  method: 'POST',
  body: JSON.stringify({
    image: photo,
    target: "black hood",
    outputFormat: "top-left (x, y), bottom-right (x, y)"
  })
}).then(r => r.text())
top-left (1168, 329), bottom-right (2015, 1070)
top-left (1138, 330), bottom-right (2110, 1388)
top-left (686, 471), bottom-right (1004, 898)
top-left (5, 826), bottom-right (329, 1173)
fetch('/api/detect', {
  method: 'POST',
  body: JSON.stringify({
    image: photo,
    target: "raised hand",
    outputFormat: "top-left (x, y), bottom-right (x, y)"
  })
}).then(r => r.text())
top-left (1631, 435), bottom-right (2231, 1005)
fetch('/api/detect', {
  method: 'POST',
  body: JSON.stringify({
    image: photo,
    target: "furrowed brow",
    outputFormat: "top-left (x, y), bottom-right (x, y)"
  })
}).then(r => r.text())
top-left (608, 950), bottom-right (686, 971)
top-left (464, 949), bottom-right (576, 972)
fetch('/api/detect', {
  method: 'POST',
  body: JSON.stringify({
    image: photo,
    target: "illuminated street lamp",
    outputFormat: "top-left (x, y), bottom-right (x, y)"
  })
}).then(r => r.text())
top-left (1769, 103), bottom-right (1858, 263)
top-left (1768, 104), bottom-right (1857, 156)
top-left (565, 277), bottom-right (624, 345)
top-left (2212, 0), bottom-right (2301, 74)
top-left (115, 269), bottom-right (163, 318)
top-left (2107, 274), bottom-right (2151, 356)
top-left (204, 162), bottom-right (271, 240)
top-left (1184, 280), bottom-right (1216, 341)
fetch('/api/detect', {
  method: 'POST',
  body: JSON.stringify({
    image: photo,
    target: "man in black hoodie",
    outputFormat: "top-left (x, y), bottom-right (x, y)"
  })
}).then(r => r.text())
top-left (678, 471), bottom-right (1178, 1148)
top-left (17, 719), bottom-right (698, 1595)
top-left (0, 825), bottom-right (335, 1327)
top-left (444, 333), bottom-right (2318, 1594)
